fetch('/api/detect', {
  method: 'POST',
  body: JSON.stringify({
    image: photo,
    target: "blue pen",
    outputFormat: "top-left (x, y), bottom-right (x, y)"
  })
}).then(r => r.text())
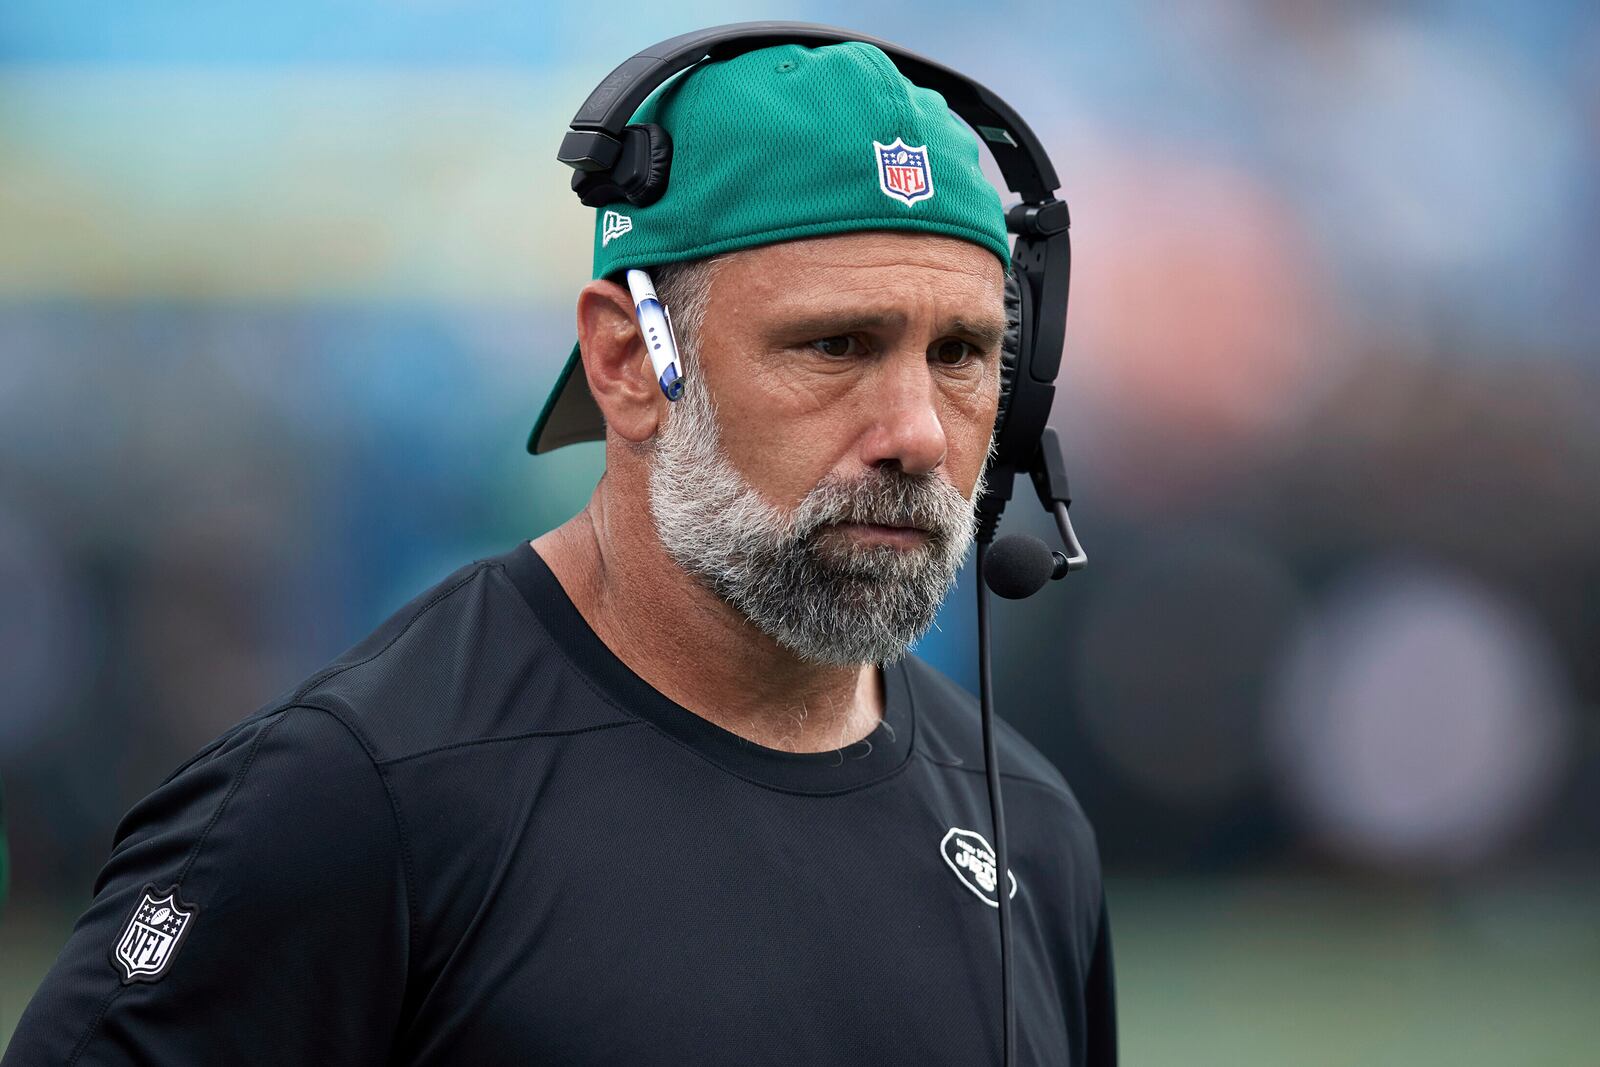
top-left (626, 269), bottom-right (684, 401)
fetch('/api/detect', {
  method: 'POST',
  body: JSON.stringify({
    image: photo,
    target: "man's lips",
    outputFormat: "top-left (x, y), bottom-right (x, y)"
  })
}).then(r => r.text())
top-left (829, 521), bottom-right (931, 548)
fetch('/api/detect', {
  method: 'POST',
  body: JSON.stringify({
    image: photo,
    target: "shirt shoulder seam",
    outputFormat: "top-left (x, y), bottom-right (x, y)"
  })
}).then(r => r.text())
top-left (285, 701), bottom-right (419, 987)
top-left (373, 719), bottom-right (644, 768)
top-left (915, 750), bottom-right (1081, 809)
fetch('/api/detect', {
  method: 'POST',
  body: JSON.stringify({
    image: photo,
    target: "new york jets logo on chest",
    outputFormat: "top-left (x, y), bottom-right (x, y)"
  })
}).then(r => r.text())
top-left (940, 827), bottom-right (1018, 907)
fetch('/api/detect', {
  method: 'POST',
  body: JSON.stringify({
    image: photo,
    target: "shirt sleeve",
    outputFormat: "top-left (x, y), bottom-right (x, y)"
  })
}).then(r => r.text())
top-left (2, 706), bottom-right (409, 1066)
top-left (1082, 893), bottom-right (1118, 1066)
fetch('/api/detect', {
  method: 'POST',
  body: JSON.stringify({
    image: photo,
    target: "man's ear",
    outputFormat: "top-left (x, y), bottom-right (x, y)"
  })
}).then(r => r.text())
top-left (575, 279), bottom-right (663, 444)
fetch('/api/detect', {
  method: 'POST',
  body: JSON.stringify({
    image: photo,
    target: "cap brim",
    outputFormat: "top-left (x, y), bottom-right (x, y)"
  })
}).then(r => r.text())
top-left (527, 341), bottom-right (606, 454)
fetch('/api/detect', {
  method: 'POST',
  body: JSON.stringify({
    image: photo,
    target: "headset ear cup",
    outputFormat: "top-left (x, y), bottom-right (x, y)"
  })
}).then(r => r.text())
top-left (570, 123), bottom-right (675, 207)
top-left (995, 269), bottom-right (1025, 445)
top-left (626, 123), bottom-right (673, 206)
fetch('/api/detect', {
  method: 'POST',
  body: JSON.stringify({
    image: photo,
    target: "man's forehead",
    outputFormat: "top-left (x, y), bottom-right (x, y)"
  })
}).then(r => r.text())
top-left (728, 230), bottom-right (1005, 278)
top-left (711, 232), bottom-right (1006, 319)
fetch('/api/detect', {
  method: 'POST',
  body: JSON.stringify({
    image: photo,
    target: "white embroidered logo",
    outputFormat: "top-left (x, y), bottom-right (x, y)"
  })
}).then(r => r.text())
top-left (112, 885), bottom-right (197, 983)
top-left (941, 827), bottom-right (1018, 907)
top-left (602, 209), bottom-right (633, 247)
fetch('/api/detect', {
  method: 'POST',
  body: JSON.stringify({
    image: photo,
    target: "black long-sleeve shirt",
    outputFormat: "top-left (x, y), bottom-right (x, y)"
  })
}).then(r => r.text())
top-left (6, 541), bottom-right (1115, 1065)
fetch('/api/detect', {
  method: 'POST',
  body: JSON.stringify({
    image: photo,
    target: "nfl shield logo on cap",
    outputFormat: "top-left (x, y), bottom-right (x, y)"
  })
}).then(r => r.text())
top-left (874, 138), bottom-right (935, 205)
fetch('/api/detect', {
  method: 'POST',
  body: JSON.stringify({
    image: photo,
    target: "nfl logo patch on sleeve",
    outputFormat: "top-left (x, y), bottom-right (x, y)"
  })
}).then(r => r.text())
top-left (111, 884), bottom-right (198, 984)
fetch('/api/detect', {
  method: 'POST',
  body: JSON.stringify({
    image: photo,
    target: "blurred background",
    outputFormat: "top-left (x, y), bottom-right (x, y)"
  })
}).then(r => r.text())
top-left (2, 0), bottom-right (1597, 1062)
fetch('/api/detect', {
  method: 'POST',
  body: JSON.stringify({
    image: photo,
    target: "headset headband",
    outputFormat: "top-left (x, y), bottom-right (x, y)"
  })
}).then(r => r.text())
top-left (557, 22), bottom-right (1058, 202)
top-left (556, 21), bottom-right (1073, 534)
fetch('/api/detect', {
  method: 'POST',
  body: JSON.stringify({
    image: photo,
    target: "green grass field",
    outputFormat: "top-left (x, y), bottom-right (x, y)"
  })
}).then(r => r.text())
top-left (1109, 879), bottom-right (1599, 1066)
top-left (5, 878), bottom-right (1597, 1063)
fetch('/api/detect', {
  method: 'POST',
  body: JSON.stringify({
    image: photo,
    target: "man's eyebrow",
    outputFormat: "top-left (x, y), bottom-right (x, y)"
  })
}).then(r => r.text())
top-left (947, 317), bottom-right (1007, 349)
top-left (770, 310), bottom-right (902, 337)
top-left (769, 310), bottom-right (1007, 348)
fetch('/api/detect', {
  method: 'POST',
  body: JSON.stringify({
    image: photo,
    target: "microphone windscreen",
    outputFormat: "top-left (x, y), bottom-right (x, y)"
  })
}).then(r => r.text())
top-left (983, 534), bottom-right (1056, 600)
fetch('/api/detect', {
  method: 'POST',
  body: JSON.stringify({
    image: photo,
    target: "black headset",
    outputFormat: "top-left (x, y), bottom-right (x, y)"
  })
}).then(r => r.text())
top-left (556, 21), bottom-right (1084, 556)
top-left (556, 23), bottom-right (1089, 1066)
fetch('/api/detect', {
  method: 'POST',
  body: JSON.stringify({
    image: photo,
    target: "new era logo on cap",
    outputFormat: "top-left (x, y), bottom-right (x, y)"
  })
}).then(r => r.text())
top-left (602, 210), bottom-right (633, 246)
top-left (874, 138), bottom-right (935, 205)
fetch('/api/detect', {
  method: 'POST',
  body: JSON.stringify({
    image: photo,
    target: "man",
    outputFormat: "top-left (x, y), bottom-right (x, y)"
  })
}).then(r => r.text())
top-left (5, 40), bottom-right (1114, 1065)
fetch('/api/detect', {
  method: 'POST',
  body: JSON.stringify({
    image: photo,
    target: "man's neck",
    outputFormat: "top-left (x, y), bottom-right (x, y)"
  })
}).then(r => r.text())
top-left (529, 474), bottom-right (883, 754)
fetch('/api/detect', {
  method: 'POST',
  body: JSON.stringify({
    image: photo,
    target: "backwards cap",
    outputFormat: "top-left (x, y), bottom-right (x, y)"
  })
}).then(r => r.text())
top-left (528, 40), bottom-right (1009, 454)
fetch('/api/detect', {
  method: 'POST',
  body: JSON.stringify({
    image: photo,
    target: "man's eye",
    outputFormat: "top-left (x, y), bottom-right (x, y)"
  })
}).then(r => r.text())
top-left (932, 338), bottom-right (976, 366)
top-left (809, 336), bottom-right (861, 358)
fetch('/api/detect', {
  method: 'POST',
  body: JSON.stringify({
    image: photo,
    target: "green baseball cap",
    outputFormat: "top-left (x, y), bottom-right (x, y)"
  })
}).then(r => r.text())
top-left (527, 40), bottom-right (1010, 454)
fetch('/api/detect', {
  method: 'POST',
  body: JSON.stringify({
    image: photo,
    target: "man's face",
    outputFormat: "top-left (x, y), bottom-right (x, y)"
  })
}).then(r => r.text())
top-left (646, 231), bottom-right (1007, 665)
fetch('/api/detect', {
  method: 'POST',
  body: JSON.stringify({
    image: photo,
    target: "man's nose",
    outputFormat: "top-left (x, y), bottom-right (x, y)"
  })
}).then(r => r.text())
top-left (858, 354), bottom-right (947, 475)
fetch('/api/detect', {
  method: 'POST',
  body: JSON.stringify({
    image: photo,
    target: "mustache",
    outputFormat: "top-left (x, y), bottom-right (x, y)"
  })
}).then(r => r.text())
top-left (793, 469), bottom-right (973, 539)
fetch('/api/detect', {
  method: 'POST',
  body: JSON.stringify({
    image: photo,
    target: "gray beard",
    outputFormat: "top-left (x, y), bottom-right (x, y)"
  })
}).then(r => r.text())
top-left (646, 366), bottom-right (985, 666)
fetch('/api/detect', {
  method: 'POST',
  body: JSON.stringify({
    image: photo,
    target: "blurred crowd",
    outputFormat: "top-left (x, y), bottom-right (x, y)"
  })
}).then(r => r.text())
top-left (1, 0), bottom-right (1596, 921)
